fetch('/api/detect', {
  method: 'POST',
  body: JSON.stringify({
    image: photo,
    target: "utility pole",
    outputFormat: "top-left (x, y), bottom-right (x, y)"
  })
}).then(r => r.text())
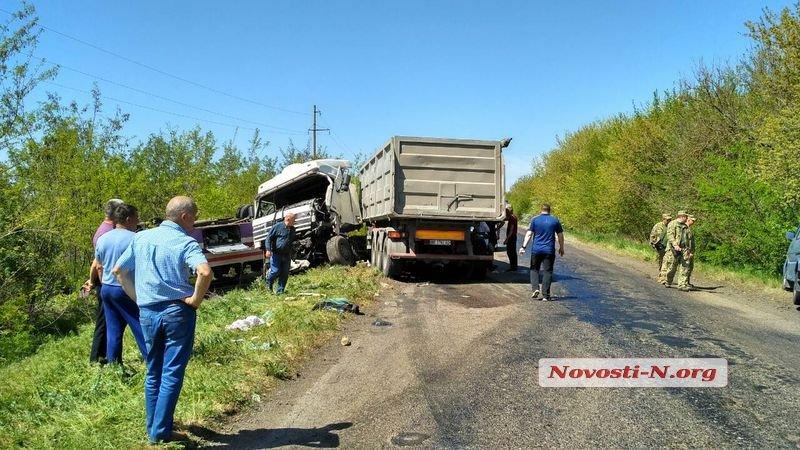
top-left (309, 104), bottom-right (329, 159)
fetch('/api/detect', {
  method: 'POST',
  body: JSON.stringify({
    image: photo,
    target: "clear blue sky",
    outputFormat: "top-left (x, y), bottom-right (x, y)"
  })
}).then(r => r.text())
top-left (12, 0), bottom-right (796, 187)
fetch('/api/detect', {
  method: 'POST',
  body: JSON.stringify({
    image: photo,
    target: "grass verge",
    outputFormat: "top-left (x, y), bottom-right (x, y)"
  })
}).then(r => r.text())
top-left (568, 230), bottom-right (784, 291)
top-left (0, 265), bottom-right (380, 449)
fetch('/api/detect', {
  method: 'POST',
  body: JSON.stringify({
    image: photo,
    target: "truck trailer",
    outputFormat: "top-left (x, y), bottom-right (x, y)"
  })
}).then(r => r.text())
top-left (360, 136), bottom-right (507, 278)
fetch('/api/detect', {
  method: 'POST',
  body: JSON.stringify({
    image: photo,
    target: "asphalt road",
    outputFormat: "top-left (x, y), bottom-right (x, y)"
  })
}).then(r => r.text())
top-left (203, 235), bottom-right (800, 449)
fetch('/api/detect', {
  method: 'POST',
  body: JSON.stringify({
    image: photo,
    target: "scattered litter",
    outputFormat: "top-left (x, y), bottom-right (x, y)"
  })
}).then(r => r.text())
top-left (312, 298), bottom-right (362, 314)
top-left (298, 292), bottom-right (324, 297)
top-left (226, 315), bottom-right (270, 331)
top-left (251, 393), bottom-right (262, 403)
top-left (290, 259), bottom-right (311, 274)
top-left (249, 341), bottom-right (276, 351)
top-left (284, 296), bottom-right (296, 301)
top-left (340, 336), bottom-right (351, 346)
top-left (372, 318), bottom-right (392, 327)
top-left (460, 295), bottom-right (471, 298)
top-left (384, 301), bottom-right (398, 307)
top-left (374, 293), bottom-right (380, 297)
top-left (416, 282), bottom-right (430, 287)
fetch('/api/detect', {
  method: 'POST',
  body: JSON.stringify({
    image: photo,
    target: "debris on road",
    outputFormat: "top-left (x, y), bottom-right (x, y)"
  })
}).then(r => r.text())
top-left (312, 298), bottom-right (362, 314)
top-left (341, 336), bottom-right (351, 346)
top-left (384, 301), bottom-right (398, 307)
top-left (417, 282), bottom-right (431, 287)
top-left (372, 318), bottom-right (392, 327)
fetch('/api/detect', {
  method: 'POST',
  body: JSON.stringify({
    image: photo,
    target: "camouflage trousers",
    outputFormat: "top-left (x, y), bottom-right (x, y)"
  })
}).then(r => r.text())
top-left (654, 249), bottom-right (666, 274)
top-left (658, 249), bottom-right (691, 288)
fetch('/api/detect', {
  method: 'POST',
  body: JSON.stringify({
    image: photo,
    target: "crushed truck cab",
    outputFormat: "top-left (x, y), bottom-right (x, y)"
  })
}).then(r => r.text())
top-left (252, 159), bottom-right (364, 267)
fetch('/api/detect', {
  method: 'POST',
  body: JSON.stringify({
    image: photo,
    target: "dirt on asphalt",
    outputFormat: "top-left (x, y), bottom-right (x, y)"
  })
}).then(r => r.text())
top-left (194, 234), bottom-right (800, 449)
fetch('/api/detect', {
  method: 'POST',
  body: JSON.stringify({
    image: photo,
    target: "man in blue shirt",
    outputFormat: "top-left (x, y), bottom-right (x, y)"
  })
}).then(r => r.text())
top-left (113, 196), bottom-right (212, 444)
top-left (263, 212), bottom-right (296, 294)
top-left (519, 203), bottom-right (564, 301)
top-left (91, 203), bottom-right (146, 364)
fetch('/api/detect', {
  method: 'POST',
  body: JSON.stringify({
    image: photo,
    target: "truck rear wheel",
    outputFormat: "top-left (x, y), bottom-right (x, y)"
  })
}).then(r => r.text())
top-left (381, 235), bottom-right (404, 279)
top-left (326, 235), bottom-right (356, 266)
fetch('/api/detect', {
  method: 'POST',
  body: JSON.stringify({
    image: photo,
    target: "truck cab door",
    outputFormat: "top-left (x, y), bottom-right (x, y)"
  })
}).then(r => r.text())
top-left (328, 167), bottom-right (360, 233)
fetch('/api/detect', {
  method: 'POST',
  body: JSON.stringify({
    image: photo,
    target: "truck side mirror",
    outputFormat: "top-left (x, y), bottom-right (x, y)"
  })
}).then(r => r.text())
top-left (336, 173), bottom-right (351, 192)
top-left (787, 231), bottom-right (796, 241)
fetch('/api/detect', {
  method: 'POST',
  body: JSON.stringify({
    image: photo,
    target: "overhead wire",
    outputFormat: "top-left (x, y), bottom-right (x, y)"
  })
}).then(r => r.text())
top-left (31, 54), bottom-right (305, 133)
top-left (0, 7), bottom-right (310, 116)
top-left (45, 81), bottom-right (305, 135)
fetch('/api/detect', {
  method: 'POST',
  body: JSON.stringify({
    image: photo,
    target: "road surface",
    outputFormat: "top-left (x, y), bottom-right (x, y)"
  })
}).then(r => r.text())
top-left (200, 235), bottom-right (800, 448)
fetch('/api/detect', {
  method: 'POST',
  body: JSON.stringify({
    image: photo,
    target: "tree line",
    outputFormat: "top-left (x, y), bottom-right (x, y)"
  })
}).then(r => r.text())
top-left (508, 4), bottom-right (800, 279)
top-left (0, 5), bottom-right (333, 363)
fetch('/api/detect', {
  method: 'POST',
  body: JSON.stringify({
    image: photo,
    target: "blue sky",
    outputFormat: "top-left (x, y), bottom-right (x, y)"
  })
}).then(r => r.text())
top-left (11, 0), bottom-right (796, 187)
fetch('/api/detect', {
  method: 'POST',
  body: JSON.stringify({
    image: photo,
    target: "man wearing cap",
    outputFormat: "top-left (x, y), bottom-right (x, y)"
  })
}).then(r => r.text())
top-left (683, 215), bottom-right (697, 289)
top-left (658, 211), bottom-right (690, 288)
top-left (649, 213), bottom-right (672, 274)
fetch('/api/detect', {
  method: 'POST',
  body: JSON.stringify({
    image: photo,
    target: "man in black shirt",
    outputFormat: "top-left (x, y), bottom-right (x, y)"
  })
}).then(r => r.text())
top-left (263, 213), bottom-right (297, 294)
top-left (504, 205), bottom-right (519, 271)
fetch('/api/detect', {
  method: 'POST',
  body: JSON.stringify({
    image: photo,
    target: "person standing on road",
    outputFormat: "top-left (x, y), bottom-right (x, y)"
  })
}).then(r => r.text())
top-left (684, 215), bottom-right (697, 289)
top-left (91, 203), bottom-right (147, 363)
top-left (504, 205), bottom-right (519, 271)
top-left (519, 204), bottom-right (564, 301)
top-left (658, 211), bottom-right (690, 289)
top-left (113, 196), bottom-right (212, 444)
top-left (82, 198), bottom-right (124, 364)
top-left (649, 213), bottom-right (672, 274)
top-left (263, 213), bottom-right (296, 294)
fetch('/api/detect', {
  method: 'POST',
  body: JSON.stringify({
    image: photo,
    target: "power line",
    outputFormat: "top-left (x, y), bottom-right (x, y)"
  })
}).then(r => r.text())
top-left (31, 54), bottom-right (305, 133)
top-left (0, 7), bottom-right (310, 117)
top-left (320, 116), bottom-right (352, 154)
top-left (44, 81), bottom-right (305, 135)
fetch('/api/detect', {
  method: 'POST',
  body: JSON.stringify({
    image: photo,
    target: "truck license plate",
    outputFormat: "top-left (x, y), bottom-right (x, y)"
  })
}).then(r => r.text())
top-left (429, 240), bottom-right (451, 246)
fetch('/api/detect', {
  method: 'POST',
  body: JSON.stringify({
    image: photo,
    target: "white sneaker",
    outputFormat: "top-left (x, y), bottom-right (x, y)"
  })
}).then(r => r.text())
top-left (531, 289), bottom-right (540, 299)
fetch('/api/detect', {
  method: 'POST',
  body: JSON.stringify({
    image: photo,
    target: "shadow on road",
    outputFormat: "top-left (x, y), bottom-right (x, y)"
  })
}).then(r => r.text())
top-left (190, 422), bottom-right (353, 449)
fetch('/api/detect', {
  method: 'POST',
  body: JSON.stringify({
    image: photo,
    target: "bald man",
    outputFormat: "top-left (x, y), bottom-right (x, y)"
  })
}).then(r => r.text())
top-left (113, 196), bottom-right (212, 444)
top-left (263, 212), bottom-right (297, 294)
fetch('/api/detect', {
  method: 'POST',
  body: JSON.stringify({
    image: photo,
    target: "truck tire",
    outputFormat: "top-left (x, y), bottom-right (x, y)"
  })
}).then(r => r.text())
top-left (326, 235), bottom-right (356, 266)
top-left (236, 204), bottom-right (254, 219)
top-left (381, 235), bottom-right (404, 279)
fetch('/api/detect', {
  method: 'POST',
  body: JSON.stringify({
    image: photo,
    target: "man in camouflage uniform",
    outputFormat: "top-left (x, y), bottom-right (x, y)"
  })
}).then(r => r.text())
top-left (658, 211), bottom-right (690, 289)
top-left (684, 215), bottom-right (697, 289)
top-left (649, 213), bottom-right (672, 274)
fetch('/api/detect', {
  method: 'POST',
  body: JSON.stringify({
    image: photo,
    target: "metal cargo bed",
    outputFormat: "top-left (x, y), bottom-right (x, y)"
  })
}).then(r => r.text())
top-left (359, 136), bottom-right (504, 222)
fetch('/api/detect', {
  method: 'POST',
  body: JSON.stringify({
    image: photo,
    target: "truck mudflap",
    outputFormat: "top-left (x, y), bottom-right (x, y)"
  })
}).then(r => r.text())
top-left (389, 251), bottom-right (493, 261)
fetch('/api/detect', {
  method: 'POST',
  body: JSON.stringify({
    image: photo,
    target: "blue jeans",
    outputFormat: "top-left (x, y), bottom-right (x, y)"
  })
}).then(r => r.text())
top-left (266, 253), bottom-right (291, 293)
top-left (100, 284), bottom-right (147, 363)
top-left (139, 301), bottom-right (196, 443)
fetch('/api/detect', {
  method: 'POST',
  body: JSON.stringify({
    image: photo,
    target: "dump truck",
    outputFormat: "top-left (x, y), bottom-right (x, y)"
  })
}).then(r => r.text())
top-left (251, 136), bottom-right (509, 279)
top-left (360, 136), bottom-right (508, 278)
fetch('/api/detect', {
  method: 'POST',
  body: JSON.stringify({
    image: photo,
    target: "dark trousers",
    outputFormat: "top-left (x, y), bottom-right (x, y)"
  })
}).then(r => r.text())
top-left (90, 290), bottom-right (107, 363)
top-left (267, 253), bottom-right (291, 293)
top-left (140, 301), bottom-right (197, 443)
top-left (101, 284), bottom-right (147, 363)
top-left (530, 252), bottom-right (556, 297)
top-left (506, 236), bottom-right (518, 269)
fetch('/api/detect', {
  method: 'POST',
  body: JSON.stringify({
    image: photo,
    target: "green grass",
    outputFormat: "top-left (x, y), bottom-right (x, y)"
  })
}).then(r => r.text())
top-left (0, 265), bottom-right (381, 449)
top-left (569, 229), bottom-right (784, 290)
